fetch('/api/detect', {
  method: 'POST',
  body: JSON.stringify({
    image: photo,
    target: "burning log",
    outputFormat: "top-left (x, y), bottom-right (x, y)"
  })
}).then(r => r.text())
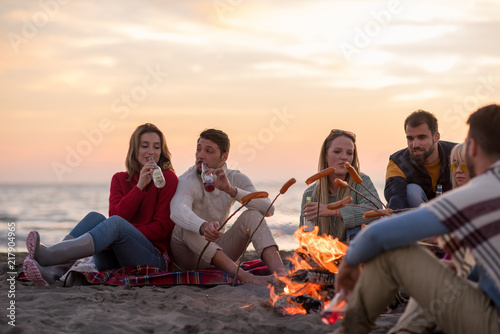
top-left (273, 294), bottom-right (323, 316)
top-left (291, 295), bottom-right (323, 314)
top-left (289, 269), bottom-right (336, 286)
top-left (294, 246), bottom-right (324, 271)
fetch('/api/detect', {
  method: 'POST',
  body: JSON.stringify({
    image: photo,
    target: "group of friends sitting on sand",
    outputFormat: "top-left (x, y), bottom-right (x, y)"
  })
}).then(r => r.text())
top-left (22, 104), bottom-right (500, 334)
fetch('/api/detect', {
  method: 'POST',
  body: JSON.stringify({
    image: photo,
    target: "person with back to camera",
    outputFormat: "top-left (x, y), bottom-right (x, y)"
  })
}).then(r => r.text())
top-left (23, 123), bottom-right (178, 286)
top-left (169, 128), bottom-right (286, 286)
top-left (385, 110), bottom-right (456, 210)
top-left (389, 142), bottom-right (474, 334)
top-left (333, 104), bottom-right (500, 334)
top-left (300, 129), bottom-right (381, 243)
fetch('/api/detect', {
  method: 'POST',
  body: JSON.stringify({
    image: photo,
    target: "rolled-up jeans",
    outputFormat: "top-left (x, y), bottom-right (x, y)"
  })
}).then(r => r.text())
top-left (170, 210), bottom-right (277, 270)
top-left (69, 211), bottom-right (166, 271)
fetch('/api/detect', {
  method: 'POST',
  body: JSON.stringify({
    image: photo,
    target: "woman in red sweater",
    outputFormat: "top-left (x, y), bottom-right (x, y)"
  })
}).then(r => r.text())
top-left (23, 123), bottom-right (178, 286)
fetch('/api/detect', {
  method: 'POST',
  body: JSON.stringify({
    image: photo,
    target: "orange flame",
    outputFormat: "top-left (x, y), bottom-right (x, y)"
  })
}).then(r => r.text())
top-left (294, 226), bottom-right (348, 273)
top-left (269, 226), bottom-right (348, 314)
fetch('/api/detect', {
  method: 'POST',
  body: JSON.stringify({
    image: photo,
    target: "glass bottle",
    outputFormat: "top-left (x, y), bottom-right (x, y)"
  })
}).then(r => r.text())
top-left (436, 184), bottom-right (443, 197)
top-left (303, 196), bottom-right (315, 231)
top-left (321, 290), bottom-right (348, 325)
top-left (201, 162), bottom-right (215, 192)
top-left (148, 157), bottom-right (165, 188)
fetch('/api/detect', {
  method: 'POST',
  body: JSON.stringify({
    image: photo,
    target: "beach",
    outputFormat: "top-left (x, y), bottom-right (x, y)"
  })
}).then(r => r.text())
top-left (1, 251), bottom-right (408, 334)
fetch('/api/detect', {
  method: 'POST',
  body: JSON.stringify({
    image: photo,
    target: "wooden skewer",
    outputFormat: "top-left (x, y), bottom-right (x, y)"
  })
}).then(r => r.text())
top-left (334, 178), bottom-right (381, 210)
top-left (194, 191), bottom-right (269, 272)
top-left (363, 208), bottom-right (394, 218)
top-left (305, 168), bottom-right (335, 231)
top-left (232, 178), bottom-right (296, 285)
top-left (344, 162), bottom-right (386, 209)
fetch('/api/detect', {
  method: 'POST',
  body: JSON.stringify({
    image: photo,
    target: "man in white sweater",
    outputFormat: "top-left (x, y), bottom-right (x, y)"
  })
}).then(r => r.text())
top-left (170, 129), bottom-right (285, 285)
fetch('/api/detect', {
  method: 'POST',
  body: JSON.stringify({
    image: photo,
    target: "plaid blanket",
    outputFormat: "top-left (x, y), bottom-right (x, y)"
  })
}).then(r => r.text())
top-left (19, 260), bottom-right (270, 287)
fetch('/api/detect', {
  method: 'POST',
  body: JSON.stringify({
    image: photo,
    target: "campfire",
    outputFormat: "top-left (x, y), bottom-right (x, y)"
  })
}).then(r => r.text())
top-left (269, 226), bottom-right (348, 316)
top-left (269, 164), bottom-right (389, 317)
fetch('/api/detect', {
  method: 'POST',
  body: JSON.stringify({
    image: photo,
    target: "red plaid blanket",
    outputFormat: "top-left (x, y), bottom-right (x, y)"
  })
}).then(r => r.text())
top-left (19, 260), bottom-right (270, 287)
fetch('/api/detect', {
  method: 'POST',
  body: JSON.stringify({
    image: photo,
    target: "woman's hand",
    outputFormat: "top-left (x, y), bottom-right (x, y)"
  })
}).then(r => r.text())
top-left (136, 161), bottom-right (155, 190)
top-left (303, 201), bottom-right (341, 220)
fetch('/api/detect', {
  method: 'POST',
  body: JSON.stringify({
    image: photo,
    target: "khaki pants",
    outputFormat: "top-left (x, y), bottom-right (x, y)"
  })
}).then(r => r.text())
top-left (342, 244), bottom-right (500, 334)
top-left (171, 210), bottom-right (277, 271)
top-left (388, 297), bottom-right (438, 334)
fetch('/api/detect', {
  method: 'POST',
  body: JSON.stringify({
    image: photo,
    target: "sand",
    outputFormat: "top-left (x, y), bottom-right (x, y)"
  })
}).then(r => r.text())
top-left (1, 252), bottom-right (407, 334)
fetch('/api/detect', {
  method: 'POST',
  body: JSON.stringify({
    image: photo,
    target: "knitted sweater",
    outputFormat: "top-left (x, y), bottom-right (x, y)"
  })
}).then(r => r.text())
top-left (170, 164), bottom-right (273, 233)
top-left (109, 170), bottom-right (178, 254)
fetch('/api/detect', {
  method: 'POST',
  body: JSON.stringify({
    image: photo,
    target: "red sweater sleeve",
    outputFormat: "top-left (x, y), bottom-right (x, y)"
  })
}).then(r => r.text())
top-left (109, 172), bottom-right (146, 220)
top-left (136, 170), bottom-right (178, 247)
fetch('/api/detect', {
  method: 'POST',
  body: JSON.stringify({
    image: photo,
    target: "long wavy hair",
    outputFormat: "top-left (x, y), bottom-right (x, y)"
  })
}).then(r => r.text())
top-left (125, 123), bottom-right (174, 181)
top-left (312, 131), bottom-right (359, 236)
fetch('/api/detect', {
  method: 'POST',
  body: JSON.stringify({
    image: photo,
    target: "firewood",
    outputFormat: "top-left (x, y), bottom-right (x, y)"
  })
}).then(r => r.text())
top-left (289, 269), bottom-right (336, 286)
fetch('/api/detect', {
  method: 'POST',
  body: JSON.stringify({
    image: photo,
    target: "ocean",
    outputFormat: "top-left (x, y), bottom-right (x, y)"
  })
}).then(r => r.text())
top-left (0, 181), bottom-right (312, 253)
top-left (1, 180), bottom-right (386, 253)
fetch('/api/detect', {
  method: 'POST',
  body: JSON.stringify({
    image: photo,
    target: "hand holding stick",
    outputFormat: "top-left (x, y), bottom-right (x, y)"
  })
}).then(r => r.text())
top-left (194, 191), bottom-right (269, 271)
top-left (305, 167), bottom-right (336, 227)
top-left (232, 178), bottom-right (296, 284)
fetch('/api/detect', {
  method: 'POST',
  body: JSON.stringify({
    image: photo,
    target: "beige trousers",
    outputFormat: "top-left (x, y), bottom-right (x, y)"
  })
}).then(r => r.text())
top-left (342, 244), bottom-right (500, 334)
top-left (170, 210), bottom-right (277, 271)
top-left (388, 297), bottom-right (438, 334)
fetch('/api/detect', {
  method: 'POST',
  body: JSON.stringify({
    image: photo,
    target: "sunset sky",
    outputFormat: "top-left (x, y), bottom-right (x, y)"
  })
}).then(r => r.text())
top-left (1, 0), bottom-right (499, 190)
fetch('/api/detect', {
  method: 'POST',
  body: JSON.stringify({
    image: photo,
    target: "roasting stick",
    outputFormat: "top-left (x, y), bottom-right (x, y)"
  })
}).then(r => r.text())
top-left (232, 178), bottom-right (297, 285)
top-left (305, 167), bottom-right (336, 228)
top-left (326, 198), bottom-right (393, 217)
top-left (194, 191), bottom-right (269, 272)
top-left (344, 162), bottom-right (386, 209)
top-left (334, 178), bottom-right (381, 210)
top-left (360, 208), bottom-right (436, 248)
top-left (362, 208), bottom-right (410, 218)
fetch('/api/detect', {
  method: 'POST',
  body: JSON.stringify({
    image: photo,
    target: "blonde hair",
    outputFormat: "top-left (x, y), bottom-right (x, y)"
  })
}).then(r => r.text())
top-left (125, 123), bottom-right (174, 181)
top-left (312, 132), bottom-right (359, 237)
top-left (450, 143), bottom-right (466, 189)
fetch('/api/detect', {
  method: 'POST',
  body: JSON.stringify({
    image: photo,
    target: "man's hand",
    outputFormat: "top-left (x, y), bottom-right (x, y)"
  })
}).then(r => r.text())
top-left (335, 259), bottom-right (361, 293)
top-left (199, 221), bottom-right (222, 242)
top-left (211, 168), bottom-right (237, 197)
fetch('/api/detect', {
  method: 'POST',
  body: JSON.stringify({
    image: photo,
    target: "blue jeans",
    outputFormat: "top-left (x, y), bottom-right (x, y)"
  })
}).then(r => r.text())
top-left (69, 212), bottom-right (166, 271)
top-left (406, 184), bottom-right (428, 208)
top-left (346, 225), bottom-right (362, 243)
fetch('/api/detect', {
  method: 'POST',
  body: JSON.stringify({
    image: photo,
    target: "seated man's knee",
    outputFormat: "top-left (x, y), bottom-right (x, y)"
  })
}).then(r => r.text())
top-left (240, 210), bottom-right (264, 222)
top-left (406, 184), bottom-right (428, 208)
top-left (234, 210), bottom-right (265, 230)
